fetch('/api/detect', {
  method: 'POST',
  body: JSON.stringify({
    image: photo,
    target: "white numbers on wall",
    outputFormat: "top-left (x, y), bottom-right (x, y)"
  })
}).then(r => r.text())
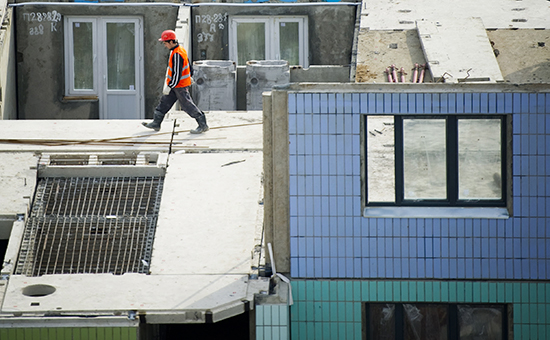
top-left (23, 11), bottom-right (62, 35)
top-left (195, 13), bottom-right (227, 44)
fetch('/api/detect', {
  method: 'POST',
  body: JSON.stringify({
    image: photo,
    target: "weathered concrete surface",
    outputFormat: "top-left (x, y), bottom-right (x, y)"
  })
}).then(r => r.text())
top-left (355, 29), bottom-right (430, 83)
top-left (417, 18), bottom-right (503, 83)
top-left (192, 60), bottom-right (237, 111)
top-left (14, 4), bottom-right (178, 120)
top-left (191, 3), bottom-right (358, 66)
top-left (246, 60), bottom-right (290, 110)
top-left (0, 8), bottom-right (16, 120)
top-left (356, 0), bottom-right (550, 84)
top-left (487, 29), bottom-right (550, 84)
top-left (0, 153), bottom-right (36, 239)
top-left (0, 111), bottom-right (268, 322)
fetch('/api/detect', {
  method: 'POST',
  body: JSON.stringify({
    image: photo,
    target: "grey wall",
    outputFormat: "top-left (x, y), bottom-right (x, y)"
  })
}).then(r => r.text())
top-left (0, 9), bottom-right (17, 120)
top-left (191, 4), bottom-right (357, 66)
top-left (15, 4), bottom-right (178, 120)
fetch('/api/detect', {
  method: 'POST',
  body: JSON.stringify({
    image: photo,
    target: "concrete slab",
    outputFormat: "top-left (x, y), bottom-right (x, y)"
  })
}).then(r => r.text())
top-left (151, 152), bottom-right (263, 276)
top-left (1, 273), bottom-right (268, 317)
top-left (0, 112), bottom-right (267, 323)
top-left (167, 110), bottom-right (263, 152)
top-left (360, 0), bottom-right (550, 30)
top-left (0, 153), bottom-right (37, 238)
top-left (0, 120), bottom-right (173, 153)
top-left (417, 18), bottom-right (504, 83)
top-left (356, 0), bottom-right (550, 84)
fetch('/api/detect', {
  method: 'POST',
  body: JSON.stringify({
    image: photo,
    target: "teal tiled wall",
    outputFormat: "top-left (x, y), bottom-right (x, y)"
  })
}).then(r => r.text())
top-left (256, 304), bottom-right (290, 340)
top-left (290, 280), bottom-right (550, 340)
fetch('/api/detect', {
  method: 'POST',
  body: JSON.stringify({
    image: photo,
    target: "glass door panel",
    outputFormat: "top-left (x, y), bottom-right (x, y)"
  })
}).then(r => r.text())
top-left (72, 21), bottom-right (94, 90)
top-left (236, 22), bottom-right (265, 65)
top-left (106, 22), bottom-right (136, 90)
top-left (278, 21), bottom-right (299, 65)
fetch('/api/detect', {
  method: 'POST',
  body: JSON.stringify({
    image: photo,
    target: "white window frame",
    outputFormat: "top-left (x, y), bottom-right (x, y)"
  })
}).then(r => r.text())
top-left (229, 16), bottom-right (308, 67)
top-left (64, 17), bottom-right (99, 96)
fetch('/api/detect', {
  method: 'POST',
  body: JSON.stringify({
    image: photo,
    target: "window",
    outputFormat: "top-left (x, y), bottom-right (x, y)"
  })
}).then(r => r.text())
top-left (366, 303), bottom-right (509, 340)
top-left (229, 16), bottom-right (308, 67)
top-left (65, 18), bottom-right (97, 95)
top-left (64, 17), bottom-right (144, 119)
top-left (366, 115), bottom-right (507, 208)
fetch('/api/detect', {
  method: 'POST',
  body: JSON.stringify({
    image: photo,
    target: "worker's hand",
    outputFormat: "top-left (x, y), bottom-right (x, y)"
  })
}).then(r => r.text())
top-left (162, 84), bottom-right (170, 95)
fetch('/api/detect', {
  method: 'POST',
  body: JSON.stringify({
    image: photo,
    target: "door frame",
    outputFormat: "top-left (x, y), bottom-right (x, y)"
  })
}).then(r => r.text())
top-left (64, 16), bottom-right (144, 119)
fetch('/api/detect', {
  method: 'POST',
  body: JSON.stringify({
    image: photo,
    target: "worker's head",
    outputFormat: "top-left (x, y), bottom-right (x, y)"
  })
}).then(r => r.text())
top-left (159, 30), bottom-right (178, 48)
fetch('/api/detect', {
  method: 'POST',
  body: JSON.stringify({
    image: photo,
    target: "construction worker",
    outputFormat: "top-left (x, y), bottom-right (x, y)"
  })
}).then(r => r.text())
top-left (142, 30), bottom-right (208, 133)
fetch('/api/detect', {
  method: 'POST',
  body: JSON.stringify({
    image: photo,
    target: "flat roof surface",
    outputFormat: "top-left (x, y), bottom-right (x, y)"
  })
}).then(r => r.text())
top-left (0, 111), bottom-right (268, 323)
top-left (360, 0), bottom-right (550, 30)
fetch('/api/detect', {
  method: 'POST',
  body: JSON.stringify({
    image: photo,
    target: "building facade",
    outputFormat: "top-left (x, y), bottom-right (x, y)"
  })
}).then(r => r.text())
top-left (263, 83), bottom-right (550, 339)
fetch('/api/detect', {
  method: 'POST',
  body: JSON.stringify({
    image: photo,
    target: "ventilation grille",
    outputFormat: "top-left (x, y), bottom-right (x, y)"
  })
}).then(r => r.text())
top-left (16, 177), bottom-right (164, 276)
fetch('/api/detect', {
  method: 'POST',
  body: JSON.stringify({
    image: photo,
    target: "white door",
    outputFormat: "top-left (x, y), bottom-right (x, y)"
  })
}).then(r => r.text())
top-left (229, 16), bottom-right (308, 67)
top-left (65, 17), bottom-right (144, 119)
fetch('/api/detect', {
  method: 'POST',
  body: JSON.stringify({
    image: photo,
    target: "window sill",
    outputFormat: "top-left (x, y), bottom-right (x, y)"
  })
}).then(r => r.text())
top-left (364, 207), bottom-right (509, 219)
top-left (62, 96), bottom-right (99, 102)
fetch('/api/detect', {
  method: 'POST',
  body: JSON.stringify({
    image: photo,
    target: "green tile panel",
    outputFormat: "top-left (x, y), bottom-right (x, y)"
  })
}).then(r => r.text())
top-left (287, 280), bottom-right (550, 340)
top-left (0, 328), bottom-right (137, 340)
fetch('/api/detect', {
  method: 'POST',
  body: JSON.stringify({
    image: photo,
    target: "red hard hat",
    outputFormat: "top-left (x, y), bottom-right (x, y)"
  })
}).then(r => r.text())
top-left (159, 30), bottom-right (176, 42)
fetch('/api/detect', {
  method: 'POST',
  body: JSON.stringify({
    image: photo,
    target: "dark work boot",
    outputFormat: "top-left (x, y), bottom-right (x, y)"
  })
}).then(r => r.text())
top-left (142, 111), bottom-right (164, 131)
top-left (190, 114), bottom-right (209, 134)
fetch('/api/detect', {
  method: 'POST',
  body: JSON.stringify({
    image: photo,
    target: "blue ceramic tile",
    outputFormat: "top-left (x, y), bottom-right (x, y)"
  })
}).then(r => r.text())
top-left (440, 93), bottom-right (449, 113)
top-left (297, 237), bottom-right (306, 257)
top-left (327, 94), bottom-right (336, 115)
top-left (360, 93), bottom-right (368, 114)
top-left (321, 237), bottom-right (331, 258)
top-left (288, 93), bottom-right (297, 114)
top-left (378, 258), bottom-right (386, 277)
top-left (497, 238), bottom-right (505, 258)
top-left (328, 114), bottom-right (337, 135)
top-left (313, 237), bottom-right (322, 258)
top-left (330, 258), bottom-right (339, 277)
top-left (291, 257), bottom-right (299, 277)
top-left (290, 196), bottom-right (297, 217)
top-left (372, 93), bottom-right (383, 113)
top-left (335, 114), bottom-right (345, 135)
top-left (481, 238), bottom-right (489, 258)
top-left (439, 259), bottom-right (450, 278)
top-left (350, 93), bottom-right (360, 114)
top-left (538, 156), bottom-right (546, 177)
top-left (407, 93), bottom-right (417, 113)
top-left (424, 93), bottom-right (433, 113)
top-left (338, 258), bottom-right (346, 277)
top-left (465, 237), bottom-right (474, 257)
top-left (397, 93), bottom-right (406, 113)
top-left (473, 259), bottom-right (482, 277)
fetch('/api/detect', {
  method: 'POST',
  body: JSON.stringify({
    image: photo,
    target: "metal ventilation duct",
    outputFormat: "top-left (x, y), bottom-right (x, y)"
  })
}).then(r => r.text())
top-left (16, 177), bottom-right (164, 276)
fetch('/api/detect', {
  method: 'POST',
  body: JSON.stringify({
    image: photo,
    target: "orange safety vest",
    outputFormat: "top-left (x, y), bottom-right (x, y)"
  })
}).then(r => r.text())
top-left (167, 45), bottom-right (192, 88)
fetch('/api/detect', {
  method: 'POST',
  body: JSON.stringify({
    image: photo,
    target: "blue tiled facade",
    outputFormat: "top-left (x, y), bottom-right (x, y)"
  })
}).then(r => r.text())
top-left (284, 90), bottom-right (550, 339)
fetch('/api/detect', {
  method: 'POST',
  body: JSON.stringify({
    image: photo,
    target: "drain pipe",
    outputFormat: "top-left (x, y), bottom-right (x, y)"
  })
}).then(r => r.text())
top-left (418, 64), bottom-right (426, 83)
top-left (267, 243), bottom-right (293, 305)
top-left (385, 67), bottom-right (393, 82)
top-left (412, 63), bottom-right (419, 83)
top-left (391, 64), bottom-right (398, 83)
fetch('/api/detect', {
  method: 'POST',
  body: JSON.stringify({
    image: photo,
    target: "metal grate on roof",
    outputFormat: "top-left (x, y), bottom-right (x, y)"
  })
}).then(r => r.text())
top-left (15, 177), bottom-right (164, 276)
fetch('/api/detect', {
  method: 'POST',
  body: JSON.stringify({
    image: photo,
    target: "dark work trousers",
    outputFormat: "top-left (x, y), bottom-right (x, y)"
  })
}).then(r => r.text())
top-left (155, 87), bottom-right (203, 120)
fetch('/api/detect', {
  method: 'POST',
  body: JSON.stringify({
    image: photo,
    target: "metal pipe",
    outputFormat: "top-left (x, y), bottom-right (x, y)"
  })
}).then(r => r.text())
top-left (391, 64), bottom-right (398, 83)
top-left (412, 63), bottom-right (419, 83)
top-left (400, 67), bottom-right (406, 82)
top-left (418, 64), bottom-right (426, 83)
top-left (385, 67), bottom-right (393, 82)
